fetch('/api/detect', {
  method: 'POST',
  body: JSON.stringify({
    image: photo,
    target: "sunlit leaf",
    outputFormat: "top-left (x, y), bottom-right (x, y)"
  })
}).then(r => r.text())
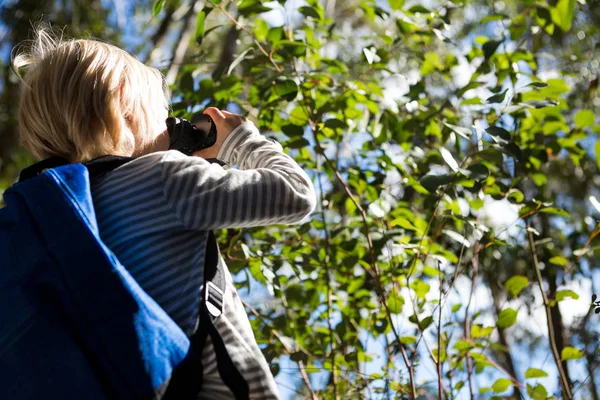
top-left (525, 368), bottom-right (549, 379)
top-left (549, 256), bottom-right (568, 266)
top-left (505, 275), bottom-right (528, 297)
top-left (195, 7), bottom-right (213, 45)
top-left (555, 289), bottom-right (579, 302)
top-left (387, 292), bottom-right (405, 314)
top-left (442, 229), bottom-right (470, 248)
top-left (575, 110), bottom-right (595, 128)
top-left (497, 308), bottom-right (518, 328)
top-left (551, 0), bottom-right (576, 32)
top-left (440, 147), bottom-right (459, 172)
top-left (227, 48), bottom-right (253, 75)
top-left (492, 378), bottom-right (513, 393)
top-left (152, 0), bottom-right (165, 16)
top-left (443, 122), bottom-right (472, 139)
top-left (388, 0), bottom-right (405, 10)
top-left (561, 347), bottom-right (583, 361)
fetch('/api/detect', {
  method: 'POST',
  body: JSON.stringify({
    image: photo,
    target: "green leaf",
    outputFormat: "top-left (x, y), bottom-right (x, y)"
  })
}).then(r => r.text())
top-left (289, 106), bottom-right (310, 125)
top-left (527, 81), bottom-right (549, 88)
top-left (481, 14), bottom-right (509, 23)
top-left (290, 350), bottom-right (307, 363)
top-left (388, 292), bottom-right (405, 314)
top-left (561, 346), bottom-right (583, 361)
top-left (443, 122), bottom-right (472, 139)
top-left (483, 40), bottom-right (502, 59)
top-left (238, 0), bottom-right (272, 16)
top-left (281, 124), bottom-right (303, 137)
top-left (492, 378), bottom-right (513, 393)
top-left (555, 289), bottom-right (579, 302)
top-left (388, 0), bottom-right (405, 10)
top-left (551, 0), bottom-right (576, 32)
top-left (298, 6), bottom-right (322, 20)
top-left (505, 275), bottom-right (528, 297)
top-left (486, 126), bottom-right (511, 144)
top-left (497, 308), bottom-right (518, 328)
top-left (152, 0), bottom-right (166, 16)
top-left (391, 217), bottom-right (420, 232)
top-left (253, 19), bottom-right (269, 42)
top-left (525, 99), bottom-right (559, 109)
top-left (324, 119), bottom-right (347, 130)
top-left (574, 110), bottom-right (595, 128)
top-left (528, 383), bottom-right (549, 400)
top-left (464, 164), bottom-right (489, 181)
top-left (411, 280), bottom-right (431, 299)
top-left (400, 335), bottom-right (416, 345)
top-left (274, 79), bottom-right (299, 102)
top-left (549, 256), bottom-right (568, 266)
top-left (525, 368), bottom-right (549, 379)
top-left (486, 89), bottom-right (508, 104)
top-left (440, 147), bottom-right (459, 172)
top-left (286, 137), bottom-right (309, 149)
top-left (443, 229), bottom-right (470, 248)
top-left (227, 48), bottom-right (253, 75)
top-left (421, 52), bottom-right (443, 75)
top-left (419, 316), bottom-right (434, 330)
top-left (195, 7), bottom-right (212, 44)
top-left (420, 173), bottom-right (456, 192)
top-left (408, 5), bottom-right (430, 13)
top-left (471, 324), bottom-right (494, 338)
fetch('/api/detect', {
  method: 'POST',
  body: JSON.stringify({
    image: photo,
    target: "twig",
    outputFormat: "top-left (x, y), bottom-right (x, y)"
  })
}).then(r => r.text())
top-left (526, 222), bottom-right (573, 400)
top-left (463, 242), bottom-right (479, 400)
top-left (316, 156), bottom-right (339, 400)
top-left (437, 259), bottom-right (444, 400)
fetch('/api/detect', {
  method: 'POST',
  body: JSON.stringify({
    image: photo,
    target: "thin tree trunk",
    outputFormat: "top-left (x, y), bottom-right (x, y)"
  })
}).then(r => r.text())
top-left (145, 3), bottom-right (178, 65)
top-left (165, 1), bottom-right (198, 85)
top-left (492, 288), bottom-right (523, 400)
top-left (548, 277), bottom-right (573, 388)
top-left (212, 25), bottom-right (239, 78)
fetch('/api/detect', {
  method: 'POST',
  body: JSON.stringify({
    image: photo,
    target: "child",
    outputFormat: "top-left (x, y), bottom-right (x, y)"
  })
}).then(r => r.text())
top-left (12, 25), bottom-right (316, 399)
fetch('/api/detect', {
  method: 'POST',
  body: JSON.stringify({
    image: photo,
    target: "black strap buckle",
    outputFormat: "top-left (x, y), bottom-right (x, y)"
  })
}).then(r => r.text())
top-left (205, 281), bottom-right (224, 318)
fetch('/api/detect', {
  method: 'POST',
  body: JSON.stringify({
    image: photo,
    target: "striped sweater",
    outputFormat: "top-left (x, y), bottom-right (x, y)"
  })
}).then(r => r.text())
top-left (90, 120), bottom-right (316, 399)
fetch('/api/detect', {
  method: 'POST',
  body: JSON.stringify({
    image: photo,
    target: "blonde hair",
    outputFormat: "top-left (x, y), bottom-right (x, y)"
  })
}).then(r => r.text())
top-left (12, 25), bottom-right (169, 162)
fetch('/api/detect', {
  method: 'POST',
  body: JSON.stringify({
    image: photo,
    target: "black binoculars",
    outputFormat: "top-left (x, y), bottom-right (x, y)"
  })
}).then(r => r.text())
top-left (166, 114), bottom-right (217, 156)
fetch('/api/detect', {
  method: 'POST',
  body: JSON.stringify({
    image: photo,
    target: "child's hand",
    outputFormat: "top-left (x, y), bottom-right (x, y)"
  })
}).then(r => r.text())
top-left (193, 108), bottom-right (247, 159)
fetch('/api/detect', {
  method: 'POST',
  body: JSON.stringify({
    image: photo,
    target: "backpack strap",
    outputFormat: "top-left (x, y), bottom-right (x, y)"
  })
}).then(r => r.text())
top-left (164, 231), bottom-right (248, 399)
top-left (18, 155), bottom-right (133, 182)
top-left (202, 232), bottom-right (249, 399)
top-left (83, 156), bottom-right (134, 179)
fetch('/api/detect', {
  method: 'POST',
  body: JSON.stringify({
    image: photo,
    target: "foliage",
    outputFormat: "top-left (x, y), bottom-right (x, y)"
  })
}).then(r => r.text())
top-left (3, 0), bottom-right (600, 398)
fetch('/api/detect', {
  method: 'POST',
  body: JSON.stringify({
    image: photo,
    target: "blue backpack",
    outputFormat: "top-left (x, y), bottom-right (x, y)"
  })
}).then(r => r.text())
top-left (0, 158), bottom-right (243, 399)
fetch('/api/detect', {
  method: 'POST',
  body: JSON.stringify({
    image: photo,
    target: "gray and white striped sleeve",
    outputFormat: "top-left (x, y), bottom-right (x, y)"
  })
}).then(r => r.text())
top-left (160, 120), bottom-right (316, 230)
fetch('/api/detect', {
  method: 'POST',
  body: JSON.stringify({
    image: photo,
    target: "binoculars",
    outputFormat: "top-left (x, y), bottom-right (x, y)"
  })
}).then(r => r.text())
top-left (166, 114), bottom-right (217, 156)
